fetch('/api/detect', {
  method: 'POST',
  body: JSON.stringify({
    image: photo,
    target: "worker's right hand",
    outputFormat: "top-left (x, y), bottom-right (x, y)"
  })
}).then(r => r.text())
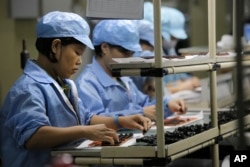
top-left (119, 114), bottom-right (152, 132)
top-left (167, 98), bottom-right (187, 115)
top-left (83, 124), bottom-right (118, 145)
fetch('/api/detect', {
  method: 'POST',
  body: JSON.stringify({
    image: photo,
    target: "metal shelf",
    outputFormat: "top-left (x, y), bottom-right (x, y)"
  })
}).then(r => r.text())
top-left (110, 54), bottom-right (250, 70)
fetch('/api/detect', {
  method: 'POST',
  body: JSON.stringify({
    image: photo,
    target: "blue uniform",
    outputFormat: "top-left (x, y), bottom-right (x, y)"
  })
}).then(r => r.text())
top-left (132, 50), bottom-right (154, 91)
top-left (163, 73), bottom-right (192, 83)
top-left (133, 50), bottom-right (154, 57)
top-left (0, 59), bottom-right (93, 167)
top-left (75, 57), bottom-right (173, 118)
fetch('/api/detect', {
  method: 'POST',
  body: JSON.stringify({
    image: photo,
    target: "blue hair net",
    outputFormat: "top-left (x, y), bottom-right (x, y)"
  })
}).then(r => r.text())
top-left (143, 2), bottom-right (154, 22)
top-left (36, 11), bottom-right (94, 49)
top-left (134, 19), bottom-right (155, 47)
top-left (161, 7), bottom-right (187, 41)
top-left (143, 2), bottom-right (187, 41)
top-left (92, 20), bottom-right (141, 52)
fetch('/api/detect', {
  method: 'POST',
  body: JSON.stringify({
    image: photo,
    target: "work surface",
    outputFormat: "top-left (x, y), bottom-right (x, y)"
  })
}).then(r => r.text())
top-left (51, 109), bottom-right (250, 166)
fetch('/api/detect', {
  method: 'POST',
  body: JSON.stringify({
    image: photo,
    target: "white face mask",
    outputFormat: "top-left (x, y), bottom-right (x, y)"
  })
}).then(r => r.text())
top-left (162, 39), bottom-right (178, 50)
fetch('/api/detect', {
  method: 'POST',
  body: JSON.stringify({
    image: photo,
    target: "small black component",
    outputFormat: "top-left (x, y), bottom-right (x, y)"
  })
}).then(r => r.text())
top-left (101, 133), bottom-right (133, 146)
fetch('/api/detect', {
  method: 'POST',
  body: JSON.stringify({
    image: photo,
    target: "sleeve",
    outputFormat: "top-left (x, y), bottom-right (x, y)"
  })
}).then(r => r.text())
top-left (146, 94), bottom-right (173, 119)
top-left (128, 78), bottom-right (154, 107)
top-left (163, 95), bottom-right (174, 118)
top-left (4, 87), bottom-right (51, 148)
top-left (77, 79), bottom-right (144, 117)
top-left (78, 98), bottom-right (95, 125)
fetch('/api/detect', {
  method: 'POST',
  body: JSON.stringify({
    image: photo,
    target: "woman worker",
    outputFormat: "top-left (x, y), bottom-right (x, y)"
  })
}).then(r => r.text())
top-left (75, 20), bottom-right (187, 122)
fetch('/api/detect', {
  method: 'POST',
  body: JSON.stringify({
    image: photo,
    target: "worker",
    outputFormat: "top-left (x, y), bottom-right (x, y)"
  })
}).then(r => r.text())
top-left (131, 19), bottom-right (157, 100)
top-left (144, 2), bottom-right (187, 56)
top-left (75, 19), bottom-right (187, 122)
top-left (160, 6), bottom-right (201, 93)
top-left (131, 19), bottom-right (200, 100)
top-left (0, 11), bottom-right (151, 167)
top-left (161, 6), bottom-right (188, 56)
top-left (143, 2), bottom-right (201, 95)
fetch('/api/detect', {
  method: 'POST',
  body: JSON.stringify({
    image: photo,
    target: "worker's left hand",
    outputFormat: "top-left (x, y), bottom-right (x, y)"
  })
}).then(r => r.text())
top-left (167, 98), bottom-right (187, 115)
top-left (119, 114), bottom-right (152, 133)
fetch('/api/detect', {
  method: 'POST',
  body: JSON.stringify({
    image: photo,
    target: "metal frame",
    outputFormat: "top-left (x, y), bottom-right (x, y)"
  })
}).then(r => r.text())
top-left (50, 1), bottom-right (248, 166)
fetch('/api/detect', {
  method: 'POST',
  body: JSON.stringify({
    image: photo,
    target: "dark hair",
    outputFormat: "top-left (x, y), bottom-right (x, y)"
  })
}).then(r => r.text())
top-left (140, 39), bottom-right (153, 47)
top-left (35, 37), bottom-right (82, 63)
top-left (94, 43), bottom-right (134, 58)
top-left (94, 45), bottom-right (102, 57)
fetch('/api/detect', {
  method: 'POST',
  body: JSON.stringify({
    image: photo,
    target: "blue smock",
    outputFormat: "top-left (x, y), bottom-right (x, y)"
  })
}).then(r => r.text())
top-left (132, 50), bottom-right (154, 91)
top-left (75, 57), bottom-right (173, 118)
top-left (163, 73), bottom-right (192, 83)
top-left (133, 50), bottom-right (154, 57)
top-left (0, 59), bottom-right (93, 167)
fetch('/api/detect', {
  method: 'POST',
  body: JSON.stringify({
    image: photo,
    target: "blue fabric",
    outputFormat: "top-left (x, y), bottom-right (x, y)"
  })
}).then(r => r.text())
top-left (36, 11), bottom-right (94, 49)
top-left (134, 19), bottom-right (155, 47)
top-left (163, 73), bottom-right (192, 83)
top-left (0, 59), bottom-right (93, 167)
top-left (75, 57), bottom-right (172, 118)
top-left (132, 51), bottom-right (154, 92)
top-left (161, 7), bottom-right (187, 40)
top-left (133, 50), bottom-right (154, 57)
top-left (92, 20), bottom-right (141, 52)
top-left (130, 76), bottom-right (147, 92)
top-left (143, 2), bottom-right (187, 41)
top-left (143, 2), bottom-right (154, 23)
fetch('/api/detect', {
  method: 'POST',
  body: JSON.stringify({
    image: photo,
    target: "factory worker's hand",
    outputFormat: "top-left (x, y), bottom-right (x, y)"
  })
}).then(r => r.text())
top-left (119, 114), bottom-right (152, 132)
top-left (167, 98), bottom-right (187, 115)
top-left (143, 105), bottom-right (156, 121)
top-left (83, 124), bottom-right (119, 145)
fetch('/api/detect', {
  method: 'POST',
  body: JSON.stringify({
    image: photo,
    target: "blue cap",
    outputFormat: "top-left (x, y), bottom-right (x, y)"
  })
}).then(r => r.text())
top-left (143, 3), bottom-right (187, 42)
top-left (161, 7), bottom-right (187, 41)
top-left (36, 11), bottom-right (94, 49)
top-left (134, 19), bottom-right (155, 47)
top-left (143, 2), bottom-right (171, 41)
top-left (143, 2), bottom-right (154, 23)
top-left (92, 20), bottom-right (141, 52)
top-left (160, 8), bottom-right (171, 41)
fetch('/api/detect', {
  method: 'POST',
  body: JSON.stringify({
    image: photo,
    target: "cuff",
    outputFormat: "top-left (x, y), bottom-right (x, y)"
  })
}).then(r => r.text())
top-left (114, 115), bottom-right (122, 129)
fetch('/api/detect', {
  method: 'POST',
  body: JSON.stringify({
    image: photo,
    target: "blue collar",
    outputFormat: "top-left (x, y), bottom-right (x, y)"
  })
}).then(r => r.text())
top-left (23, 59), bottom-right (54, 84)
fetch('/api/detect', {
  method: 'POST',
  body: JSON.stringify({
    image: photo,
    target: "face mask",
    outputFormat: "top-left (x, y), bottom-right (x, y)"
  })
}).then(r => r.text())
top-left (162, 40), bottom-right (178, 50)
